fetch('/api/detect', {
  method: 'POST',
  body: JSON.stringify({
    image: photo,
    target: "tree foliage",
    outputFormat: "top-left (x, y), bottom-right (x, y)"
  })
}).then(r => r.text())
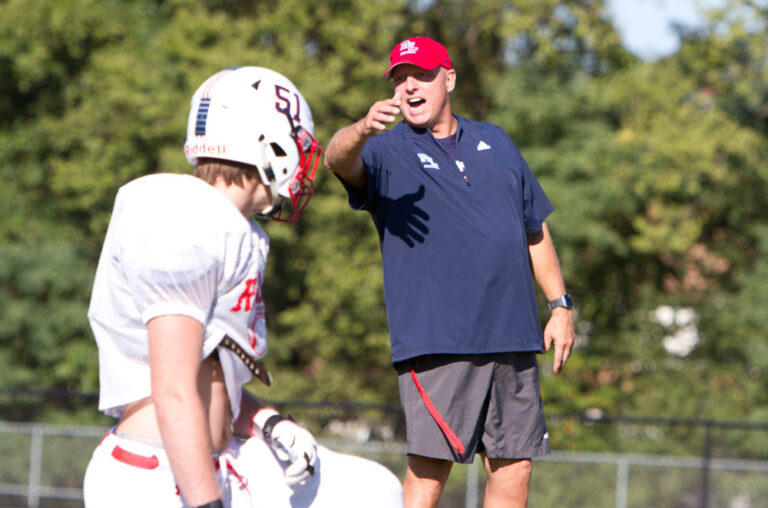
top-left (1, 0), bottom-right (766, 442)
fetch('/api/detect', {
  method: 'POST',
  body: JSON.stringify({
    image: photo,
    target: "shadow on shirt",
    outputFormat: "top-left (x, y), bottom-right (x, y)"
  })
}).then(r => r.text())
top-left (378, 185), bottom-right (430, 248)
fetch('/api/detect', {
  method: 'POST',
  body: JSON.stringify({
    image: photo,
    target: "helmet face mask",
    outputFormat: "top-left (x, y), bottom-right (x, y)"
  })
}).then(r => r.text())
top-left (264, 114), bottom-right (323, 222)
top-left (184, 67), bottom-right (322, 222)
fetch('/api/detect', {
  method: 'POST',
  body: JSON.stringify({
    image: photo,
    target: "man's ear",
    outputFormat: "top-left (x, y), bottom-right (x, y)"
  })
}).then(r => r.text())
top-left (445, 68), bottom-right (456, 93)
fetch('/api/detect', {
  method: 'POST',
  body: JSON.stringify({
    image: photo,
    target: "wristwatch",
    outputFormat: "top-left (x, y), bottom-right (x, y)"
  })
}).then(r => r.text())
top-left (547, 294), bottom-right (573, 311)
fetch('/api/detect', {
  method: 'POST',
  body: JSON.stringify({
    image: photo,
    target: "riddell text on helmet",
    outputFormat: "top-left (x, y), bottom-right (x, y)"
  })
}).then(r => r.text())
top-left (185, 143), bottom-right (227, 156)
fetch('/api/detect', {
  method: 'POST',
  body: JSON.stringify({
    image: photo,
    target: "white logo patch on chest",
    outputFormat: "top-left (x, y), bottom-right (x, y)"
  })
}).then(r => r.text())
top-left (417, 153), bottom-right (440, 171)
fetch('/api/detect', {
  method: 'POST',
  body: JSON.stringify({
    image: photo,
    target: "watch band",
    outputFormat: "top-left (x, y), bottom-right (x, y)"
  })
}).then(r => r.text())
top-left (192, 501), bottom-right (223, 508)
top-left (547, 294), bottom-right (573, 311)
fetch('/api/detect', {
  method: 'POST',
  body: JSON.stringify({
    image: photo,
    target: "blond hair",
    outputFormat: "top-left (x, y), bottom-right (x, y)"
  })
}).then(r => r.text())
top-left (194, 158), bottom-right (261, 187)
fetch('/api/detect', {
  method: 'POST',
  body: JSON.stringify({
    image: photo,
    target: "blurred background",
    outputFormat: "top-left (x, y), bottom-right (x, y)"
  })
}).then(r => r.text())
top-left (1, 0), bottom-right (766, 506)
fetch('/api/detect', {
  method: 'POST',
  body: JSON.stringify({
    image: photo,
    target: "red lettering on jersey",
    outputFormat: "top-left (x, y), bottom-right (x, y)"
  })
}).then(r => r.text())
top-left (230, 274), bottom-right (263, 312)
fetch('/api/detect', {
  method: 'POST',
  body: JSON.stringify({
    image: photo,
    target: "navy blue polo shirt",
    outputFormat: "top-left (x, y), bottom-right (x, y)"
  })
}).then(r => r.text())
top-left (344, 116), bottom-right (553, 363)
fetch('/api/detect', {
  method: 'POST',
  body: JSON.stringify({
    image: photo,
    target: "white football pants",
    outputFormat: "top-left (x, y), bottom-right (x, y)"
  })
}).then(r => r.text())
top-left (83, 429), bottom-right (403, 507)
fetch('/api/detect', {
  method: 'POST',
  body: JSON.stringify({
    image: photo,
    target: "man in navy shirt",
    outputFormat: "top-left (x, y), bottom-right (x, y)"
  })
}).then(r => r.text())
top-left (325, 36), bottom-right (574, 507)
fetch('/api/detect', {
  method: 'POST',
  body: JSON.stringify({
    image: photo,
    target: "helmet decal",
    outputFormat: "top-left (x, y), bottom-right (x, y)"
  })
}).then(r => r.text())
top-left (194, 98), bottom-right (211, 136)
top-left (274, 85), bottom-right (301, 124)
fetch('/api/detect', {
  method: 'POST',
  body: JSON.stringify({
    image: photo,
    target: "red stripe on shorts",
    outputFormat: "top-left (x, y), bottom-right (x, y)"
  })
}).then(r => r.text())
top-left (411, 369), bottom-right (465, 455)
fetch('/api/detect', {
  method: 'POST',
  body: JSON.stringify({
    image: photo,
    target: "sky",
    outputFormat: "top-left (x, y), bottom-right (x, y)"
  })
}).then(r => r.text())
top-left (606, 0), bottom-right (727, 60)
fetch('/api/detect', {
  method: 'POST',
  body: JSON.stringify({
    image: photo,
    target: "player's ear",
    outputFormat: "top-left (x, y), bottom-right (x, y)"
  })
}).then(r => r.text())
top-left (444, 68), bottom-right (456, 93)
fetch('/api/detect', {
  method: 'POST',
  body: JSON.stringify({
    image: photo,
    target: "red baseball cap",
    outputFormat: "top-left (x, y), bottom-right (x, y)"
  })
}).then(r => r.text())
top-left (383, 37), bottom-right (453, 78)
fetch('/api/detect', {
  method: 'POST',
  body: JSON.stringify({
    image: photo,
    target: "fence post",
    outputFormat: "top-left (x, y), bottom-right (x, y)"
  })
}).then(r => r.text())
top-left (615, 457), bottom-right (629, 508)
top-left (27, 424), bottom-right (43, 508)
top-left (701, 421), bottom-right (713, 508)
top-left (465, 458), bottom-right (479, 508)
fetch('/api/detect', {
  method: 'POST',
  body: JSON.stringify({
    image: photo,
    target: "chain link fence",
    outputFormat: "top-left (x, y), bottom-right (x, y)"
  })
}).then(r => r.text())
top-left (1, 397), bottom-right (766, 507)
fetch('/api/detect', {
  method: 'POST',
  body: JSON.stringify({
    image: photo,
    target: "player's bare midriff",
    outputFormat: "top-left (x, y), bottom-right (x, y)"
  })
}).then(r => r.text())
top-left (115, 355), bottom-right (233, 452)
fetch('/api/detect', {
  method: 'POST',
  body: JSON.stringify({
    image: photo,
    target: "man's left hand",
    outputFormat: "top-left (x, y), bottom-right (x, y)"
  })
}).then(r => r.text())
top-left (543, 308), bottom-right (574, 373)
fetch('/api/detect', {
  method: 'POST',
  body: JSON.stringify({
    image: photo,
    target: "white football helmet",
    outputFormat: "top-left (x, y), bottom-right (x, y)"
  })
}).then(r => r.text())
top-left (184, 66), bottom-right (322, 222)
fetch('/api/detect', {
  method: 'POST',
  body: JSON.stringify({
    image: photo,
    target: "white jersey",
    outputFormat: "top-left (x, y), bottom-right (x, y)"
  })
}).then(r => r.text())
top-left (88, 173), bottom-right (269, 419)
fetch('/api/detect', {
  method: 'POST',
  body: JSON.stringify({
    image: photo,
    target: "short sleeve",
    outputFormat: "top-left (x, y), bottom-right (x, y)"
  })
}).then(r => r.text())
top-left (120, 233), bottom-right (219, 325)
top-left (335, 142), bottom-right (380, 212)
top-left (500, 130), bottom-right (553, 233)
top-left (521, 161), bottom-right (554, 233)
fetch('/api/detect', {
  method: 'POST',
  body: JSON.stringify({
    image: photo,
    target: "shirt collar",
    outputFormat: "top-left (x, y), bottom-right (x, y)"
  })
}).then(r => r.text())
top-left (399, 114), bottom-right (465, 143)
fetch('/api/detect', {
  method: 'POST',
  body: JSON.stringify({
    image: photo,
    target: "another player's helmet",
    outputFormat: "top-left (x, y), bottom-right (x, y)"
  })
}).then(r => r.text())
top-left (184, 66), bottom-right (322, 222)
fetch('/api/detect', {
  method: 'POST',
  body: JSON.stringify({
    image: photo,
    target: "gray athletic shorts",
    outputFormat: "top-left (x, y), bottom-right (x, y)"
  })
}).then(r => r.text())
top-left (395, 352), bottom-right (550, 463)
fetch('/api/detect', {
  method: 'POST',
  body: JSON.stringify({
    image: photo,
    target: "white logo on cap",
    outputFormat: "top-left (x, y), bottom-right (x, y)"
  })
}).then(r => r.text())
top-left (400, 40), bottom-right (418, 55)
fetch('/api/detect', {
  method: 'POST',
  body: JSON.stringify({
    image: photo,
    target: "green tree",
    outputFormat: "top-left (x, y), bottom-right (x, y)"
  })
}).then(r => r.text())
top-left (487, 1), bottom-right (768, 443)
top-left (1, 0), bottom-right (766, 447)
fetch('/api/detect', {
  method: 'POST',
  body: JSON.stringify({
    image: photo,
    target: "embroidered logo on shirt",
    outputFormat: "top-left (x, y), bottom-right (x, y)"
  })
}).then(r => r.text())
top-left (476, 140), bottom-right (491, 151)
top-left (400, 39), bottom-right (418, 55)
top-left (417, 153), bottom-right (440, 171)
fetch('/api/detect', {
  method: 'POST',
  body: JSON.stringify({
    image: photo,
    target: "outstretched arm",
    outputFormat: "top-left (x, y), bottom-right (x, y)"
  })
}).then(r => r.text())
top-left (324, 93), bottom-right (401, 188)
top-left (528, 222), bottom-right (575, 373)
top-left (148, 314), bottom-right (220, 506)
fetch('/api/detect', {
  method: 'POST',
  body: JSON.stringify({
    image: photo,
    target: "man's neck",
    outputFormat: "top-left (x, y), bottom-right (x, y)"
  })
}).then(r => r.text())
top-left (429, 113), bottom-right (457, 140)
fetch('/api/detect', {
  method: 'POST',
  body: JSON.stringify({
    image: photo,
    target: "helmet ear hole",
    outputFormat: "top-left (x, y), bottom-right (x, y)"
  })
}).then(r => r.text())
top-left (270, 142), bottom-right (287, 157)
